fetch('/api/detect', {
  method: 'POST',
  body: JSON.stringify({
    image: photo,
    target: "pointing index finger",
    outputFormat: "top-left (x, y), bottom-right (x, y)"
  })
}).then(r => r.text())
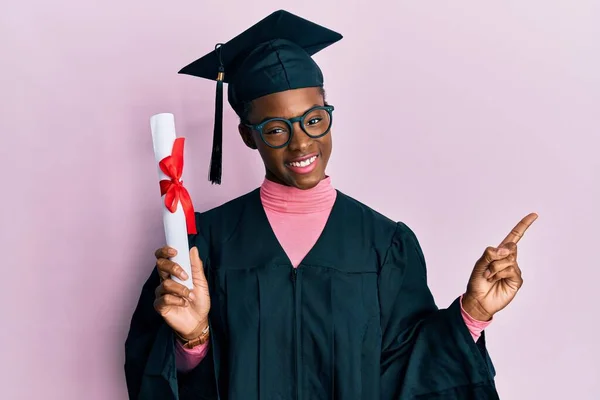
top-left (499, 212), bottom-right (538, 246)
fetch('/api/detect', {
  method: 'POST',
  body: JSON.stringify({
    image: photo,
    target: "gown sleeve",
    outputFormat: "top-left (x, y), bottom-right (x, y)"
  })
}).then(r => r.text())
top-left (124, 219), bottom-right (218, 400)
top-left (378, 222), bottom-right (499, 400)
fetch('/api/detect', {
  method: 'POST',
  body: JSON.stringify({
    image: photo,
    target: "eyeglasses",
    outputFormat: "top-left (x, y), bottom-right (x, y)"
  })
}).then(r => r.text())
top-left (244, 105), bottom-right (335, 149)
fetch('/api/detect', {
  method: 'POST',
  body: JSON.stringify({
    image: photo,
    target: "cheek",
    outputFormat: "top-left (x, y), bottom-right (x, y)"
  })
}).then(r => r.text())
top-left (256, 144), bottom-right (284, 167)
top-left (320, 135), bottom-right (333, 159)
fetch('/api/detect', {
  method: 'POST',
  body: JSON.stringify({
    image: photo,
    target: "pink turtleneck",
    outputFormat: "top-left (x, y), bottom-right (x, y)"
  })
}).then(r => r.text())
top-left (175, 177), bottom-right (490, 372)
top-left (260, 176), bottom-right (337, 268)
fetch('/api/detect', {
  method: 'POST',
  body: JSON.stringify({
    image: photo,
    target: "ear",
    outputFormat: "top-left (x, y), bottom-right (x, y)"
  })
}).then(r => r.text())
top-left (238, 124), bottom-right (258, 150)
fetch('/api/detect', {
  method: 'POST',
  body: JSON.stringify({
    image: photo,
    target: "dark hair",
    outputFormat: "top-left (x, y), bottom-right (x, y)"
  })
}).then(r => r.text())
top-left (238, 86), bottom-right (327, 123)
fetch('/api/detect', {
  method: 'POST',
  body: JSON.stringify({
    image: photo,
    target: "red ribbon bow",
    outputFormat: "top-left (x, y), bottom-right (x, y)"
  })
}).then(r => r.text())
top-left (159, 137), bottom-right (197, 235)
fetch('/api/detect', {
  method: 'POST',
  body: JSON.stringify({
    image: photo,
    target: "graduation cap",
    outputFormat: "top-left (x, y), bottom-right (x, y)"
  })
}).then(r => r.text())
top-left (178, 9), bottom-right (343, 184)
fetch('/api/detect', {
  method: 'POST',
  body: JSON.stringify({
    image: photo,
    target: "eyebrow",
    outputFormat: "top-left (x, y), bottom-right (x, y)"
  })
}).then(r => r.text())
top-left (256, 103), bottom-right (323, 124)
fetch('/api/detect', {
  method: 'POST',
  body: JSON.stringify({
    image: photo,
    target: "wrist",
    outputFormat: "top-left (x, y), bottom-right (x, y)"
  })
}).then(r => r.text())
top-left (462, 294), bottom-right (493, 322)
top-left (178, 318), bottom-right (209, 341)
top-left (174, 319), bottom-right (210, 349)
top-left (175, 319), bottom-right (208, 341)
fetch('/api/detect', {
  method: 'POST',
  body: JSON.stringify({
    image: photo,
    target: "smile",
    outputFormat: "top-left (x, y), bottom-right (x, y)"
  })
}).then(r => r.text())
top-left (286, 155), bottom-right (318, 168)
top-left (285, 154), bottom-right (320, 175)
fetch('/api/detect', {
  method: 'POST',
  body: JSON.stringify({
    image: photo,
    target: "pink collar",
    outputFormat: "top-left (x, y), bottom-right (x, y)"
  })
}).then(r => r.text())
top-left (260, 176), bottom-right (336, 214)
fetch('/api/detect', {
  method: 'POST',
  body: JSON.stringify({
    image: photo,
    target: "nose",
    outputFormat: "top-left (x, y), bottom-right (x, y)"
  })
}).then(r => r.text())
top-left (287, 121), bottom-right (311, 151)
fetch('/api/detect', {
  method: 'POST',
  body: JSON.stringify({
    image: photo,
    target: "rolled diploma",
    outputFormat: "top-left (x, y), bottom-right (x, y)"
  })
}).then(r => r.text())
top-left (150, 113), bottom-right (194, 289)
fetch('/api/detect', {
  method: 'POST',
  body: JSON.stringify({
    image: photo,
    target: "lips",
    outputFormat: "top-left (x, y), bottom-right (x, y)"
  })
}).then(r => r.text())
top-left (285, 154), bottom-right (319, 174)
top-left (287, 155), bottom-right (318, 168)
top-left (287, 153), bottom-right (319, 163)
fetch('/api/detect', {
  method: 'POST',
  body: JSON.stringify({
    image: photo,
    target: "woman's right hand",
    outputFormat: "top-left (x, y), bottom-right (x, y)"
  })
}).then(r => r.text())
top-left (153, 246), bottom-right (211, 340)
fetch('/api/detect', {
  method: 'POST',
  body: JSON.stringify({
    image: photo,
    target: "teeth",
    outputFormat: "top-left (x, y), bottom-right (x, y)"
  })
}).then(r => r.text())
top-left (289, 156), bottom-right (317, 168)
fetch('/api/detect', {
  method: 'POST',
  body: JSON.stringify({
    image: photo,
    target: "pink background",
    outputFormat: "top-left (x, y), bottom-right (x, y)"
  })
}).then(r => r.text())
top-left (2, 1), bottom-right (598, 399)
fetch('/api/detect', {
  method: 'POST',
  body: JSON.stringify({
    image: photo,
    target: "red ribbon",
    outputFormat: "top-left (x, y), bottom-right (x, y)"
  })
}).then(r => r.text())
top-left (159, 137), bottom-right (197, 235)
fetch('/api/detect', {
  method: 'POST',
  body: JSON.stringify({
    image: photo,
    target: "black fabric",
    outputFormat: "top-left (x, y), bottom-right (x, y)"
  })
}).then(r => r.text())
top-left (178, 9), bottom-right (342, 112)
top-left (124, 189), bottom-right (499, 399)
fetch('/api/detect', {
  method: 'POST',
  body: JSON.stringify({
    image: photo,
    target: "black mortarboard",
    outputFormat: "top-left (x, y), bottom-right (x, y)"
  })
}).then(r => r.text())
top-left (178, 9), bottom-right (343, 184)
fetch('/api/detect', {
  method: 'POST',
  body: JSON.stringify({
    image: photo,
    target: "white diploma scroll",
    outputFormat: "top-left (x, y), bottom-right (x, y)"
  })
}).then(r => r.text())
top-left (150, 113), bottom-right (194, 289)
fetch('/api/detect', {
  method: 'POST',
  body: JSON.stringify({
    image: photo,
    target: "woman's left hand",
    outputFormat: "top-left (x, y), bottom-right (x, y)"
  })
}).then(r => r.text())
top-left (462, 213), bottom-right (538, 321)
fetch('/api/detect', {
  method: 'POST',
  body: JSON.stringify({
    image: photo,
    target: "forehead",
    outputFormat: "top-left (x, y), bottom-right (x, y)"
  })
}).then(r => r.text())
top-left (250, 87), bottom-right (323, 119)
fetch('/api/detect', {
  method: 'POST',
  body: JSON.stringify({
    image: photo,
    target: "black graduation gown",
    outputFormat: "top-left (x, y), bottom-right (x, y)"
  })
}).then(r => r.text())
top-left (124, 188), bottom-right (499, 399)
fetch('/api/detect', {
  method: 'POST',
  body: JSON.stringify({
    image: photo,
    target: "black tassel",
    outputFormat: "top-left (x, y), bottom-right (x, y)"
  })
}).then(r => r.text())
top-left (209, 75), bottom-right (223, 184)
top-left (209, 44), bottom-right (225, 184)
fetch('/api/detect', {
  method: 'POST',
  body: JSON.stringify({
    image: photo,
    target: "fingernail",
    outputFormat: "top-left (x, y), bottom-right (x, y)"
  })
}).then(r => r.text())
top-left (498, 248), bottom-right (510, 256)
top-left (483, 270), bottom-right (491, 278)
top-left (168, 248), bottom-right (176, 256)
top-left (180, 271), bottom-right (189, 280)
top-left (189, 292), bottom-right (196, 301)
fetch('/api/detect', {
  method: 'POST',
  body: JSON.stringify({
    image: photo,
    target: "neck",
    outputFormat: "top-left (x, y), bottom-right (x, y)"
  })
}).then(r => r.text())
top-left (260, 176), bottom-right (336, 214)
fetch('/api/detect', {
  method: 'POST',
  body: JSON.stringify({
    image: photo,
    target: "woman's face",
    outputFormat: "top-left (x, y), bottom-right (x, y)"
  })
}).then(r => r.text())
top-left (238, 87), bottom-right (332, 190)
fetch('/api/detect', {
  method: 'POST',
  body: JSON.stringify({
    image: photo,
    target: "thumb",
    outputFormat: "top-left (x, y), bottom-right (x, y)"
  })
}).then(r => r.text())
top-left (474, 246), bottom-right (511, 271)
top-left (189, 246), bottom-right (207, 287)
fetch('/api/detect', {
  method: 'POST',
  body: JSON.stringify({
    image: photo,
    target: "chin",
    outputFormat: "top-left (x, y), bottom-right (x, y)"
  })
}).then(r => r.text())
top-left (290, 172), bottom-right (324, 190)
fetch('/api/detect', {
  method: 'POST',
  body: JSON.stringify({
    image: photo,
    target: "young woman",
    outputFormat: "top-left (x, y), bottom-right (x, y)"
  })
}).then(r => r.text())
top-left (125, 10), bottom-right (537, 400)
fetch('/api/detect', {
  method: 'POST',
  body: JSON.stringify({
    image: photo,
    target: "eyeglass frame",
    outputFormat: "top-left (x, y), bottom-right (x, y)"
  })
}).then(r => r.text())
top-left (243, 104), bottom-right (335, 149)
